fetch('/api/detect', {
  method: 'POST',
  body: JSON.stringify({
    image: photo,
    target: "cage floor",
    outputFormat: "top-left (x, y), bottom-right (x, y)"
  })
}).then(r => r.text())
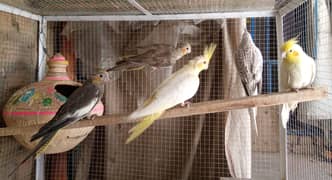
top-left (252, 152), bottom-right (332, 180)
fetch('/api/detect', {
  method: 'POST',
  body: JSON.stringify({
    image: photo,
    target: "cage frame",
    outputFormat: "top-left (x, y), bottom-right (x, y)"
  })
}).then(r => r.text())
top-left (0, 0), bottom-right (321, 180)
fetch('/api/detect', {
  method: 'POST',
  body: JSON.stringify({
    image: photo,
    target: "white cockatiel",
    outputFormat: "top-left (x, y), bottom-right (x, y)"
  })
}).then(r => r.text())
top-left (280, 38), bottom-right (316, 128)
top-left (235, 29), bottom-right (263, 135)
top-left (125, 43), bottom-right (217, 143)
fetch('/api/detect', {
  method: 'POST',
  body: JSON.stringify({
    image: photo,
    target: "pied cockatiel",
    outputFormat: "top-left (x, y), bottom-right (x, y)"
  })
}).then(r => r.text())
top-left (235, 29), bottom-right (263, 135)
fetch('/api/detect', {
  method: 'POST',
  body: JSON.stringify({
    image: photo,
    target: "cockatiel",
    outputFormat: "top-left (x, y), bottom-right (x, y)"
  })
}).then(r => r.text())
top-left (280, 38), bottom-right (316, 128)
top-left (125, 43), bottom-right (217, 144)
top-left (108, 43), bottom-right (191, 71)
top-left (8, 71), bottom-right (110, 177)
top-left (235, 29), bottom-right (263, 135)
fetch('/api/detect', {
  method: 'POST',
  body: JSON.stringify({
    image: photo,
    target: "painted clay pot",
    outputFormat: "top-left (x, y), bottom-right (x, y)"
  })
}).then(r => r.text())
top-left (3, 54), bottom-right (103, 154)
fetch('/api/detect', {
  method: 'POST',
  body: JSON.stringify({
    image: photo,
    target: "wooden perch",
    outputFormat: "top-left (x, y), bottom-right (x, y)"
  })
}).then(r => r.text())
top-left (0, 87), bottom-right (328, 137)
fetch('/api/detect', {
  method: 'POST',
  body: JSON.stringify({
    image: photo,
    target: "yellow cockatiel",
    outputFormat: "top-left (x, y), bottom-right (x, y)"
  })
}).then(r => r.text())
top-left (126, 43), bottom-right (217, 143)
top-left (280, 38), bottom-right (316, 128)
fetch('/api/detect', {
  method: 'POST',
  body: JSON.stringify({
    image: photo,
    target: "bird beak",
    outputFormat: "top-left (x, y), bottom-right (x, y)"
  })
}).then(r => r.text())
top-left (282, 52), bottom-right (286, 59)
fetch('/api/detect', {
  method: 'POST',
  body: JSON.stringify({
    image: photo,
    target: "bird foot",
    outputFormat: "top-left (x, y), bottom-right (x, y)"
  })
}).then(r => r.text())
top-left (291, 88), bottom-right (299, 92)
top-left (305, 84), bottom-right (315, 89)
top-left (180, 101), bottom-right (191, 108)
top-left (87, 114), bottom-right (97, 120)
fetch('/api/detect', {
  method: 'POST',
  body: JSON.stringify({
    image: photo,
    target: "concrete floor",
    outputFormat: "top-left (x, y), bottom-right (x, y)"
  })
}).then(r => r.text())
top-left (251, 152), bottom-right (332, 180)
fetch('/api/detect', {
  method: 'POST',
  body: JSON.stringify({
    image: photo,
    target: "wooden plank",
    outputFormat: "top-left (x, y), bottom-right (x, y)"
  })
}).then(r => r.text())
top-left (0, 86), bottom-right (328, 136)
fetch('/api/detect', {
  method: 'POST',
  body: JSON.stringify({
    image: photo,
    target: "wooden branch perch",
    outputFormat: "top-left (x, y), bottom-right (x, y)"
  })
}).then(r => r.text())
top-left (0, 87), bottom-right (328, 137)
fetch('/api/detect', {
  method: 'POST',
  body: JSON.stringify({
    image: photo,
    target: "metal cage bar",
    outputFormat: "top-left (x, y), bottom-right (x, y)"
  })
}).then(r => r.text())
top-left (43, 10), bottom-right (277, 21)
top-left (276, 12), bottom-right (288, 180)
top-left (0, 3), bottom-right (41, 21)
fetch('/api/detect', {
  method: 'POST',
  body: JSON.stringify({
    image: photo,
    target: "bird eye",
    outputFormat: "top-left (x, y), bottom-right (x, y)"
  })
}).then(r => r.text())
top-left (289, 49), bottom-right (293, 53)
top-left (203, 61), bottom-right (207, 64)
top-left (186, 47), bottom-right (189, 50)
top-left (99, 74), bottom-right (103, 78)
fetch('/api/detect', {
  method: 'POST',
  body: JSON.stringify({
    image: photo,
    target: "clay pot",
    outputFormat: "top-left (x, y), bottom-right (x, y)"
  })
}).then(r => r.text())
top-left (2, 54), bottom-right (103, 154)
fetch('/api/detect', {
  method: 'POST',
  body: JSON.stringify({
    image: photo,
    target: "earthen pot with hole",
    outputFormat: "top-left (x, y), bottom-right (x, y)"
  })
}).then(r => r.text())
top-left (2, 53), bottom-right (104, 154)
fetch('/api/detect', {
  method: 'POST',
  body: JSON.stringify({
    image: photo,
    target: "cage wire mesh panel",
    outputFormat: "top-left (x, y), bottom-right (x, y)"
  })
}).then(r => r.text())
top-left (43, 17), bottom-right (280, 180)
top-left (249, 17), bottom-right (280, 180)
top-left (0, 11), bottom-right (38, 179)
top-left (282, 0), bottom-right (332, 179)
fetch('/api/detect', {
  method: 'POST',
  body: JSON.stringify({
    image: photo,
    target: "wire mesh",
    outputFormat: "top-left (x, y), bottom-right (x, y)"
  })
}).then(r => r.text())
top-left (282, 0), bottom-right (332, 179)
top-left (0, 0), bottom-right (331, 180)
top-left (0, 11), bottom-right (38, 180)
top-left (42, 17), bottom-right (279, 180)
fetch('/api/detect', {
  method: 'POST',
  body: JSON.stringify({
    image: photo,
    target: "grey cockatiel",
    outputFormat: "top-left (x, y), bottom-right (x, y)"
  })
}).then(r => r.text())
top-left (8, 71), bottom-right (110, 177)
top-left (235, 29), bottom-right (263, 135)
top-left (108, 43), bottom-right (191, 71)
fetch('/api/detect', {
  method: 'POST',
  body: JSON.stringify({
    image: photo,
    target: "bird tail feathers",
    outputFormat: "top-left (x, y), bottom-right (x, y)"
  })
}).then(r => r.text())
top-left (281, 102), bottom-right (298, 128)
top-left (125, 111), bottom-right (164, 144)
top-left (248, 107), bottom-right (258, 136)
top-left (107, 60), bottom-right (144, 72)
top-left (8, 131), bottom-right (57, 177)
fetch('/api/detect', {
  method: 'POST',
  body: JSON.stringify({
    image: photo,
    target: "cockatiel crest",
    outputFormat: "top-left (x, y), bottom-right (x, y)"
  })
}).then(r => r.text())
top-left (193, 43), bottom-right (217, 71)
top-left (281, 37), bottom-right (298, 52)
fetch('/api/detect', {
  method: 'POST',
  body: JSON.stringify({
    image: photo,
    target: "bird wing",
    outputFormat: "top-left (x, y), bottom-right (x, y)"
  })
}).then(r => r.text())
top-left (235, 30), bottom-right (263, 96)
top-left (136, 44), bottom-right (174, 51)
top-left (235, 30), bottom-right (263, 135)
top-left (253, 46), bottom-right (264, 94)
top-left (125, 48), bottom-right (172, 66)
top-left (149, 50), bottom-right (174, 67)
top-left (309, 56), bottom-right (316, 85)
top-left (125, 68), bottom-right (199, 143)
top-left (109, 45), bottom-right (175, 71)
top-left (235, 45), bottom-right (262, 96)
top-left (31, 83), bottom-right (101, 141)
top-left (129, 69), bottom-right (199, 119)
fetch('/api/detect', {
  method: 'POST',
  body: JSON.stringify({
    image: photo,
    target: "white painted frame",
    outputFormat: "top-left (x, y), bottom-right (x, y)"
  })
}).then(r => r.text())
top-left (0, 3), bottom-right (41, 21)
top-left (43, 10), bottom-right (277, 21)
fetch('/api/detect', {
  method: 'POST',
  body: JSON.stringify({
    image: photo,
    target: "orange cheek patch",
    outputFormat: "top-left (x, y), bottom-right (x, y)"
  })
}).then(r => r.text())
top-left (181, 48), bottom-right (186, 54)
top-left (293, 51), bottom-right (299, 56)
top-left (197, 63), bottom-right (204, 70)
